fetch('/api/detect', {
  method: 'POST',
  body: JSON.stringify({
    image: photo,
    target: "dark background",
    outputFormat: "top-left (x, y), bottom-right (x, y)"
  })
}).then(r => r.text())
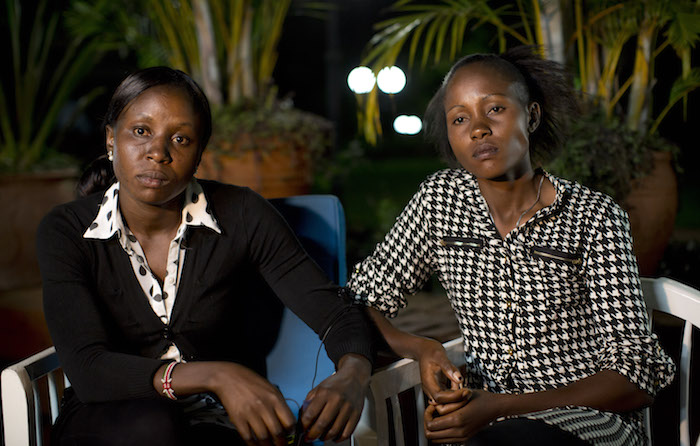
top-left (0, 1), bottom-right (698, 444)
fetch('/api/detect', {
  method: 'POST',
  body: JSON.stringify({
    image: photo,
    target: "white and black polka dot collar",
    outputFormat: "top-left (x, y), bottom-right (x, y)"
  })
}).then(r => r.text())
top-left (82, 180), bottom-right (221, 242)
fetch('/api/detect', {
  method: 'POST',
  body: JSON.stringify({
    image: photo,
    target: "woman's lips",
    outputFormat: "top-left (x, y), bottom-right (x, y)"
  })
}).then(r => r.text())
top-left (136, 171), bottom-right (169, 188)
top-left (473, 144), bottom-right (498, 160)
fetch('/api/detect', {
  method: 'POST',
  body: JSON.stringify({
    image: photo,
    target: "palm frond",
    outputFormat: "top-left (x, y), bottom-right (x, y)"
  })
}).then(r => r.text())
top-left (650, 67), bottom-right (700, 134)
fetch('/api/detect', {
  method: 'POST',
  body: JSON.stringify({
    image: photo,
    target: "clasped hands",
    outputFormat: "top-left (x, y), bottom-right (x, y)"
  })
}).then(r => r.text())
top-left (214, 353), bottom-right (370, 446)
top-left (418, 340), bottom-right (504, 444)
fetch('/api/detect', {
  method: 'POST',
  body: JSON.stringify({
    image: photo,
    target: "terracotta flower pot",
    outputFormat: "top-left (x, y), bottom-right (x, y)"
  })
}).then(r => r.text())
top-left (624, 151), bottom-right (678, 277)
top-left (196, 138), bottom-right (313, 199)
top-left (0, 170), bottom-right (77, 290)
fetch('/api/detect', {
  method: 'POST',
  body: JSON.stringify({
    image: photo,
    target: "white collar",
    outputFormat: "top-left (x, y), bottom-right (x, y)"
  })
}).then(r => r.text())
top-left (83, 180), bottom-right (221, 242)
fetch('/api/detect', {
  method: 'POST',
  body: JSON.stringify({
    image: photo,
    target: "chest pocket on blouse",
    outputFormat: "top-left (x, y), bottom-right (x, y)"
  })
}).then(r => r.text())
top-left (440, 236), bottom-right (483, 250)
top-left (437, 236), bottom-right (484, 300)
top-left (530, 246), bottom-right (585, 309)
top-left (531, 246), bottom-right (582, 266)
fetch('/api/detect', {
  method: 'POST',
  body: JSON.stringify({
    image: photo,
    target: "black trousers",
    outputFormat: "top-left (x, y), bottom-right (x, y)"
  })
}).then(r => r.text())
top-left (467, 418), bottom-right (590, 446)
top-left (51, 388), bottom-right (245, 446)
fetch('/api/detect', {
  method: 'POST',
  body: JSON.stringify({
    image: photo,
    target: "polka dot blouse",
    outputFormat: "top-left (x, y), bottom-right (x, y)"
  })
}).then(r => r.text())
top-left (83, 180), bottom-right (221, 361)
top-left (348, 168), bottom-right (675, 445)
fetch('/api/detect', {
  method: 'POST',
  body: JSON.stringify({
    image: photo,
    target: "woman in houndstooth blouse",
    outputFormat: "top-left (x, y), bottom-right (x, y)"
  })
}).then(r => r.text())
top-left (348, 46), bottom-right (675, 446)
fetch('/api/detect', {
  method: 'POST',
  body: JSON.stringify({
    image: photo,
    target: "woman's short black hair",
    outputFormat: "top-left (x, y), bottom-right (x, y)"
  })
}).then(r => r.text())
top-left (79, 67), bottom-right (211, 196)
top-left (424, 46), bottom-right (578, 167)
top-left (104, 66), bottom-right (212, 150)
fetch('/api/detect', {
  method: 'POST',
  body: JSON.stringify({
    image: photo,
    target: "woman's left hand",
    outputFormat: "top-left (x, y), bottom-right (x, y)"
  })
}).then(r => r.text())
top-left (424, 389), bottom-right (504, 443)
top-left (299, 353), bottom-right (371, 442)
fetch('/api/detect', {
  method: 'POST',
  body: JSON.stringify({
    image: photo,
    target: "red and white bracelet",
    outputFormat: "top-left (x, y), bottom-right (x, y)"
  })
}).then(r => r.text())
top-left (161, 361), bottom-right (178, 400)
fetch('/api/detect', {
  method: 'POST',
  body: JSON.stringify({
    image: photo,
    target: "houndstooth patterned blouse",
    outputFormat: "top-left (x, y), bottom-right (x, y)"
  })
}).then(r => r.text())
top-left (348, 168), bottom-right (675, 445)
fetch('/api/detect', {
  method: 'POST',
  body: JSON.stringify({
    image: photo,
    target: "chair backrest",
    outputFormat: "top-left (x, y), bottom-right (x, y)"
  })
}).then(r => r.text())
top-left (1, 346), bottom-right (67, 446)
top-left (352, 338), bottom-right (465, 446)
top-left (640, 277), bottom-right (700, 446)
top-left (266, 195), bottom-right (348, 411)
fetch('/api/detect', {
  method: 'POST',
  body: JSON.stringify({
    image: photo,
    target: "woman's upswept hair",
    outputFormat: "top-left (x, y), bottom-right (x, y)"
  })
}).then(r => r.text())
top-left (424, 46), bottom-right (579, 167)
top-left (79, 67), bottom-right (211, 196)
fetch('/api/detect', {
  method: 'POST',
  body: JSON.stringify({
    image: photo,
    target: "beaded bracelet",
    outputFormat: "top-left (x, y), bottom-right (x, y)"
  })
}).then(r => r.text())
top-left (161, 361), bottom-right (178, 400)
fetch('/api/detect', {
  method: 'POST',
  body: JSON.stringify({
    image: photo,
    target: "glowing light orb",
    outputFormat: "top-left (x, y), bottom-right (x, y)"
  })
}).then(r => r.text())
top-left (347, 66), bottom-right (376, 94)
top-left (377, 66), bottom-right (406, 94)
top-left (393, 115), bottom-right (422, 135)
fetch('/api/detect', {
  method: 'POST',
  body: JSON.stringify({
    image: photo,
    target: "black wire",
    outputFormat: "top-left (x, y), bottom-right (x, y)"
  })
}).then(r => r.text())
top-left (310, 305), bottom-right (353, 389)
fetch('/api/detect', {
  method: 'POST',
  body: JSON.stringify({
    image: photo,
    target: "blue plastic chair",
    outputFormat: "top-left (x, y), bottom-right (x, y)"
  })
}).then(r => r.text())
top-left (266, 195), bottom-right (347, 411)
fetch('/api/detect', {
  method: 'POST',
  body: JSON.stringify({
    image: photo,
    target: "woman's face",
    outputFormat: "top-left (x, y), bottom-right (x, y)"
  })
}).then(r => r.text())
top-left (106, 85), bottom-right (202, 208)
top-left (444, 62), bottom-right (540, 181)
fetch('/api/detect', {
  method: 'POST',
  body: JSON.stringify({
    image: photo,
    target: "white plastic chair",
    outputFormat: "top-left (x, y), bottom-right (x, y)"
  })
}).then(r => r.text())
top-left (1, 347), bottom-right (68, 446)
top-left (640, 277), bottom-right (700, 446)
top-left (351, 338), bottom-right (465, 446)
top-left (353, 277), bottom-right (700, 446)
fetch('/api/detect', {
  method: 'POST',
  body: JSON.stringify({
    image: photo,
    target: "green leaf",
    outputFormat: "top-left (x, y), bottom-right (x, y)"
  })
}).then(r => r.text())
top-left (1, 0), bottom-right (102, 171)
top-left (649, 68), bottom-right (700, 134)
top-left (666, 9), bottom-right (700, 50)
top-left (433, 15), bottom-right (453, 63)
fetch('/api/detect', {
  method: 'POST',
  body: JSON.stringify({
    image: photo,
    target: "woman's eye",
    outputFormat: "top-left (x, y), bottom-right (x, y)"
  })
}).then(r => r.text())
top-left (173, 135), bottom-right (190, 145)
top-left (133, 127), bottom-right (148, 136)
top-left (488, 106), bottom-right (504, 114)
top-left (453, 116), bottom-right (465, 125)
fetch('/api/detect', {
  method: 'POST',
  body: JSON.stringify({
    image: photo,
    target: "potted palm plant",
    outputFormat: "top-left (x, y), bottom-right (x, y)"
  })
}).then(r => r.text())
top-left (546, 0), bottom-right (699, 275)
top-left (355, 0), bottom-right (700, 275)
top-left (0, 0), bottom-right (103, 291)
top-left (68, 0), bottom-right (332, 198)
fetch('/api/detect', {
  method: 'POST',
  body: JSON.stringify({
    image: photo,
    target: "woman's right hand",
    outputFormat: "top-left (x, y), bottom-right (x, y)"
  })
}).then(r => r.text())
top-left (415, 339), bottom-right (463, 402)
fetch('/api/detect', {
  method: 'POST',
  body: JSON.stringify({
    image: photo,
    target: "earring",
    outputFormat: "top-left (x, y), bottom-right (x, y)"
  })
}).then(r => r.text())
top-left (107, 151), bottom-right (113, 162)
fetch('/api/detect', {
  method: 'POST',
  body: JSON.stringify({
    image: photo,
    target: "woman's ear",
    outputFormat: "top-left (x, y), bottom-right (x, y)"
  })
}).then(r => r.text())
top-left (527, 102), bottom-right (541, 133)
top-left (105, 125), bottom-right (114, 152)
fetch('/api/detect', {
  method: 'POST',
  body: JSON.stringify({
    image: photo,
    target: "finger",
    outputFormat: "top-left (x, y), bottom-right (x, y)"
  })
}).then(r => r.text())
top-left (425, 424), bottom-right (471, 444)
top-left (434, 400), bottom-right (469, 416)
top-left (298, 396), bottom-right (322, 432)
top-left (423, 404), bottom-right (438, 423)
top-left (425, 411), bottom-right (467, 433)
top-left (424, 424), bottom-right (467, 441)
top-left (235, 420), bottom-right (255, 446)
top-left (432, 390), bottom-right (463, 405)
top-left (422, 369), bottom-right (444, 402)
top-left (274, 402), bottom-right (296, 433)
top-left (252, 397), bottom-right (295, 443)
top-left (260, 414), bottom-right (287, 446)
top-left (441, 362), bottom-right (463, 388)
top-left (247, 416), bottom-right (274, 445)
top-left (303, 388), bottom-right (318, 407)
top-left (322, 402), bottom-right (352, 441)
top-left (306, 399), bottom-right (340, 440)
top-left (433, 388), bottom-right (470, 405)
top-left (339, 404), bottom-right (363, 441)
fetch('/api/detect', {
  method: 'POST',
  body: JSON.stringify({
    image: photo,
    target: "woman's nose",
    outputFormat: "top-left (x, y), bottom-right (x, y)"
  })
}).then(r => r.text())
top-left (146, 137), bottom-right (172, 163)
top-left (470, 119), bottom-right (491, 139)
